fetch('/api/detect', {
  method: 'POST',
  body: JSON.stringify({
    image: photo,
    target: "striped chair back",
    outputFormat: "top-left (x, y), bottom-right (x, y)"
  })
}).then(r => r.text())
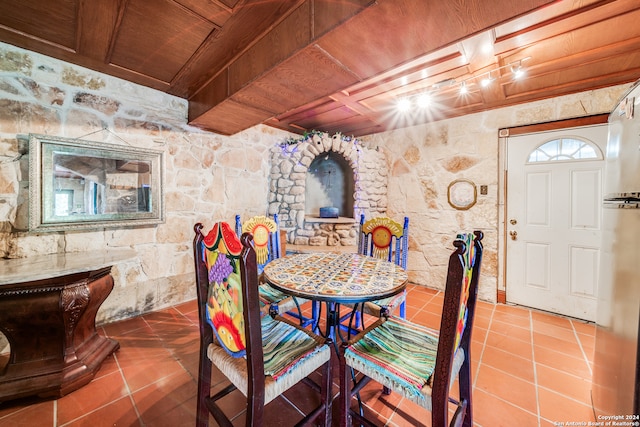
top-left (358, 214), bottom-right (409, 269)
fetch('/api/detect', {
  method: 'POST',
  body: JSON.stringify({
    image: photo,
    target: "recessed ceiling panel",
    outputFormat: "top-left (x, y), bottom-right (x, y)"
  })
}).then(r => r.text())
top-left (174, 0), bottom-right (232, 27)
top-left (231, 46), bottom-right (360, 114)
top-left (110, 0), bottom-right (215, 83)
top-left (0, 0), bottom-right (77, 49)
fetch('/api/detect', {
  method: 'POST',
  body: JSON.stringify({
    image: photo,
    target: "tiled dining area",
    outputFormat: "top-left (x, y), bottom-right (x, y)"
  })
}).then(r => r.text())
top-left (0, 284), bottom-right (596, 427)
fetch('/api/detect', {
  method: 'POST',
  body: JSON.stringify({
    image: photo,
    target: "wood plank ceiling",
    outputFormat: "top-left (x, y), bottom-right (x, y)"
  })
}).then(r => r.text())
top-left (1, 0), bottom-right (640, 137)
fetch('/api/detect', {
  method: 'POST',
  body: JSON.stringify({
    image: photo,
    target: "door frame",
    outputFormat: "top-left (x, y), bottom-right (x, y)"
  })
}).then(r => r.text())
top-left (497, 114), bottom-right (609, 304)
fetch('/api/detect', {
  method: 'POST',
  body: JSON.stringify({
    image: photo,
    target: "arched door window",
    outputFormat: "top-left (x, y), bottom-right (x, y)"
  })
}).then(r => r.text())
top-left (527, 137), bottom-right (603, 163)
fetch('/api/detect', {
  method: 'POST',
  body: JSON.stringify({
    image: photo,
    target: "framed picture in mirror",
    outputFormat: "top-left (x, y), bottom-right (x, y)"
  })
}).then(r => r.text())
top-left (29, 134), bottom-right (164, 232)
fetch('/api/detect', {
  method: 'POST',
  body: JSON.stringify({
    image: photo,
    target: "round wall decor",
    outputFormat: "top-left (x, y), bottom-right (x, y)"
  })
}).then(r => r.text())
top-left (447, 179), bottom-right (477, 210)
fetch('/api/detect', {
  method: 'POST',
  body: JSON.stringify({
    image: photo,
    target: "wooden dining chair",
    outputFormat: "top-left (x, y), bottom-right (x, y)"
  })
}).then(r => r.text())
top-left (340, 214), bottom-right (409, 333)
top-left (357, 214), bottom-right (410, 319)
top-left (339, 231), bottom-right (483, 427)
top-left (235, 214), bottom-right (316, 326)
top-left (193, 222), bottom-right (333, 427)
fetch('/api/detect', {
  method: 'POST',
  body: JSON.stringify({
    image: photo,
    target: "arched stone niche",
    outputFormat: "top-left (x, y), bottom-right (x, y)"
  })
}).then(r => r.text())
top-left (305, 151), bottom-right (354, 218)
top-left (269, 131), bottom-right (388, 247)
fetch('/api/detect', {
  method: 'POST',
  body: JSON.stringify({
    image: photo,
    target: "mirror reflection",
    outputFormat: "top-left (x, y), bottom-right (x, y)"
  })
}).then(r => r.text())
top-left (53, 153), bottom-right (152, 217)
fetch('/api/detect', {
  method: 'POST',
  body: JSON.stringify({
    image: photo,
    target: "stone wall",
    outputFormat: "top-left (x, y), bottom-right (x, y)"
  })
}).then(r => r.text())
top-left (0, 41), bottom-right (632, 319)
top-left (361, 84), bottom-right (629, 302)
top-left (268, 131), bottom-right (387, 246)
top-left (0, 42), bottom-right (289, 324)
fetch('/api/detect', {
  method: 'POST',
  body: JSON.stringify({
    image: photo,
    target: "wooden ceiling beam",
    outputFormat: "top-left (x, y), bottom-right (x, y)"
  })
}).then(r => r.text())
top-left (189, 0), bottom-right (558, 134)
top-left (188, 0), bottom-right (374, 131)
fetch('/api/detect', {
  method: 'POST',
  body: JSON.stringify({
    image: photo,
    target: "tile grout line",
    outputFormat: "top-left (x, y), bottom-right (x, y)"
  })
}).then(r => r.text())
top-left (56, 326), bottom-right (136, 427)
top-left (529, 310), bottom-right (542, 427)
top-left (106, 323), bottom-right (144, 426)
top-left (570, 319), bottom-right (593, 378)
top-left (471, 301), bottom-right (495, 391)
top-left (469, 302), bottom-right (495, 427)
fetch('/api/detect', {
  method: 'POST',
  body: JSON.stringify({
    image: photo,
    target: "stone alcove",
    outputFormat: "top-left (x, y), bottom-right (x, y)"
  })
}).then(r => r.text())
top-left (268, 131), bottom-right (388, 247)
top-left (305, 151), bottom-right (354, 218)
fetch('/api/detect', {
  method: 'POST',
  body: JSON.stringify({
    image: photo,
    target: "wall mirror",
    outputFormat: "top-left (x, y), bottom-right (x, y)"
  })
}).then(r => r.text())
top-left (29, 133), bottom-right (164, 232)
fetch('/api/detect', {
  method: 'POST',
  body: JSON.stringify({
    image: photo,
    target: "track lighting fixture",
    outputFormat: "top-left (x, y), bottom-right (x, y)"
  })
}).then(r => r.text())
top-left (511, 60), bottom-right (525, 79)
top-left (480, 71), bottom-right (495, 87)
top-left (395, 57), bottom-right (531, 112)
top-left (459, 81), bottom-right (468, 94)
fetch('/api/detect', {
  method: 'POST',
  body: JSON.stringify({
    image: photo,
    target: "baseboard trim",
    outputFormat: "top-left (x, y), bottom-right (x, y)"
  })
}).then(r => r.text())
top-left (497, 290), bottom-right (506, 304)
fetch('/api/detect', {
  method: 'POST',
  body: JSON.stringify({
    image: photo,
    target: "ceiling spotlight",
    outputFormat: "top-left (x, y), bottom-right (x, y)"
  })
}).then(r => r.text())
top-left (416, 93), bottom-right (431, 108)
top-left (511, 62), bottom-right (525, 79)
top-left (397, 98), bottom-right (411, 112)
top-left (459, 81), bottom-right (468, 94)
top-left (481, 72), bottom-right (494, 87)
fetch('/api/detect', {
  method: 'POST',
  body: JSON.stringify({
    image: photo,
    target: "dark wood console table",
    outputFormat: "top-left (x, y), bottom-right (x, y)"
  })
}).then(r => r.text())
top-left (0, 250), bottom-right (134, 402)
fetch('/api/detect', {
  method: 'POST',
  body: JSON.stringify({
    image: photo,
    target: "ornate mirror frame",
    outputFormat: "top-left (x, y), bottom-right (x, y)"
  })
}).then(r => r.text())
top-left (29, 133), bottom-right (164, 232)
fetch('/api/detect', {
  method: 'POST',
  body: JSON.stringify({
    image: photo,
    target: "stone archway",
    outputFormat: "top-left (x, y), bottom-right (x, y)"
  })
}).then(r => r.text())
top-left (268, 131), bottom-right (388, 247)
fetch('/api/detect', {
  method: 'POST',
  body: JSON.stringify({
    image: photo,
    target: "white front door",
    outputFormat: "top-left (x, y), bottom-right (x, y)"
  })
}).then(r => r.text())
top-left (506, 124), bottom-right (607, 321)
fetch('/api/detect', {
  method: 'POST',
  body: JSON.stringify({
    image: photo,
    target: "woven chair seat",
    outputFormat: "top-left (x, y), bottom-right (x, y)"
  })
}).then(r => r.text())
top-left (345, 316), bottom-right (464, 409)
top-left (208, 315), bottom-right (330, 404)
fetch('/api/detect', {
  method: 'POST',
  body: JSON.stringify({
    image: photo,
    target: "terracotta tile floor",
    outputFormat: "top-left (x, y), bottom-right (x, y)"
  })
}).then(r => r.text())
top-left (0, 284), bottom-right (596, 426)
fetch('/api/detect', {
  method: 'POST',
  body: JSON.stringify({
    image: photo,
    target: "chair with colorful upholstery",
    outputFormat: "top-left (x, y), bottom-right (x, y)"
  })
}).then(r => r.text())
top-left (339, 231), bottom-right (483, 427)
top-left (235, 214), bottom-right (316, 326)
top-left (193, 222), bottom-right (333, 427)
top-left (353, 214), bottom-right (409, 323)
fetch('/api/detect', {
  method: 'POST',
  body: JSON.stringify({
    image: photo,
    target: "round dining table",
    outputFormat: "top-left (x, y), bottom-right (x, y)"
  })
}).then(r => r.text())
top-left (262, 252), bottom-right (408, 339)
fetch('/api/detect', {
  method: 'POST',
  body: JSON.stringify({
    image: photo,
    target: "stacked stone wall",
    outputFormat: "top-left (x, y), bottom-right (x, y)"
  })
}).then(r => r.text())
top-left (268, 131), bottom-right (388, 246)
top-left (0, 42), bottom-right (287, 323)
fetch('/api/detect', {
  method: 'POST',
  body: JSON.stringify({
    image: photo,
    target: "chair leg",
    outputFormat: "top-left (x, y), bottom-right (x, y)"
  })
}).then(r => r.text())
top-left (339, 342), bottom-right (352, 427)
top-left (322, 340), bottom-right (333, 426)
top-left (399, 300), bottom-right (406, 319)
top-left (312, 301), bottom-right (320, 323)
top-left (247, 382), bottom-right (265, 426)
top-left (196, 345), bottom-right (212, 427)
top-left (458, 358), bottom-right (473, 427)
top-left (431, 387), bottom-right (448, 427)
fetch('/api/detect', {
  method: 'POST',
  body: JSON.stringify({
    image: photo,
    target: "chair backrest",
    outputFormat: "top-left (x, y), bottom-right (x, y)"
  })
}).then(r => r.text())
top-left (193, 222), bottom-right (264, 367)
top-left (235, 214), bottom-right (281, 273)
top-left (432, 231), bottom-right (483, 396)
top-left (358, 214), bottom-right (409, 269)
